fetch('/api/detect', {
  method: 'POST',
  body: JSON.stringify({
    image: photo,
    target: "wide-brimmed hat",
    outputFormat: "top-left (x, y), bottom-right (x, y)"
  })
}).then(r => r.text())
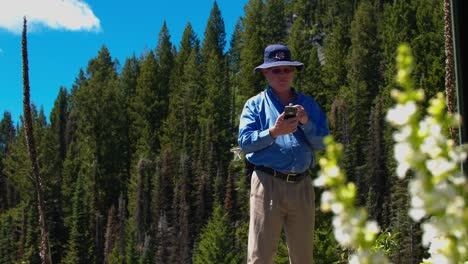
top-left (254, 44), bottom-right (304, 72)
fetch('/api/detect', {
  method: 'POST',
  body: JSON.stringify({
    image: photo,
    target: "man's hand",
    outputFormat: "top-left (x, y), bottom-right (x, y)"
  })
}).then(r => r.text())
top-left (294, 105), bottom-right (308, 125)
top-left (269, 112), bottom-right (299, 138)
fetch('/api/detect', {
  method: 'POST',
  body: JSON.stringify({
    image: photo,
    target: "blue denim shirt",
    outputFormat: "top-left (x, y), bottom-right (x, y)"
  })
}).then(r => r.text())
top-left (238, 87), bottom-right (329, 173)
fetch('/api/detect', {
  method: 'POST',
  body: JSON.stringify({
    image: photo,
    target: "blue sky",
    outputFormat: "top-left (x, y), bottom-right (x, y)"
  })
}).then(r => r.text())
top-left (0, 0), bottom-right (248, 125)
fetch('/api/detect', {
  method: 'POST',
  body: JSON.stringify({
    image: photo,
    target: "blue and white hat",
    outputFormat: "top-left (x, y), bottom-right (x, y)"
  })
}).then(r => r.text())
top-left (254, 44), bottom-right (304, 72)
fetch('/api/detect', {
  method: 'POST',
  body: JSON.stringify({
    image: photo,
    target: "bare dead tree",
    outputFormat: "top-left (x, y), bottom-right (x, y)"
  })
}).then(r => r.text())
top-left (444, 0), bottom-right (457, 142)
top-left (22, 17), bottom-right (52, 264)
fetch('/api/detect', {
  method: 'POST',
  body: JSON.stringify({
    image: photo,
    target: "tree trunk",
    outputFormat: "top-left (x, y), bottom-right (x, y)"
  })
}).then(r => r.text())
top-left (22, 17), bottom-right (52, 264)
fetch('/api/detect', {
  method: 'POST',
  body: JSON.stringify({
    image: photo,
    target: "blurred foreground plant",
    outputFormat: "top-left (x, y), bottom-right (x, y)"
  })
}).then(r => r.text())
top-left (316, 43), bottom-right (467, 263)
top-left (386, 44), bottom-right (467, 264)
top-left (314, 136), bottom-right (389, 264)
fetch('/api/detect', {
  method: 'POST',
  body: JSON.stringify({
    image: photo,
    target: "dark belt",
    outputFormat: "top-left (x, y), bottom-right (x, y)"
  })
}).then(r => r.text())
top-left (255, 166), bottom-right (306, 183)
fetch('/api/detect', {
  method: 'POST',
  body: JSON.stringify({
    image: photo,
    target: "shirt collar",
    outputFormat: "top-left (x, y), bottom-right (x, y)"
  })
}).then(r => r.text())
top-left (266, 86), bottom-right (300, 105)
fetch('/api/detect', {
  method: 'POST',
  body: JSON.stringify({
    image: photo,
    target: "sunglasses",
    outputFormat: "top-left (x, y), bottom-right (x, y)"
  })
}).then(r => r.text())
top-left (270, 67), bottom-right (295, 74)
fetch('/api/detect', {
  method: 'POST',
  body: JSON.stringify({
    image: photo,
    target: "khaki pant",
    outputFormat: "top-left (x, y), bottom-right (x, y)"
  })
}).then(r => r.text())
top-left (247, 169), bottom-right (315, 264)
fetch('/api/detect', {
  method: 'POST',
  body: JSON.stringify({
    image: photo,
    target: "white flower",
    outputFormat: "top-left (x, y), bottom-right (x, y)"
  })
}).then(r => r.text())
top-left (320, 191), bottom-right (334, 212)
top-left (364, 221), bottom-right (380, 242)
top-left (426, 236), bottom-right (454, 264)
top-left (386, 101), bottom-right (417, 126)
top-left (325, 165), bottom-right (340, 178)
top-left (450, 173), bottom-right (466, 186)
top-left (365, 221), bottom-right (380, 234)
top-left (409, 208), bottom-right (427, 222)
top-left (428, 121), bottom-right (442, 135)
top-left (393, 125), bottom-right (412, 142)
top-left (422, 222), bottom-right (442, 247)
top-left (446, 197), bottom-right (464, 218)
top-left (349, 254), bottom-right (360, 264)
top-left (418, 119), bottom-right (429, 135)
top-left (411, 194), bottom-right (425, 208)
top-left (421, 136), bottom-right (442, 157)
top-left (394, 142), bottom-right (413, 178)
top-left (394, 142), bottom-right (412, 161)
top-left (449, 148), bottom-right (467, 163)
top-left (331, 201), bottom-right (344, 214)
top-left (396, 163), bottom-right (410, 179)
top-left (332, 216), bottom-right (355, 247)
top-left (426, 158), bottom-right (455, 179)
top-left (313, 174), bottom-right (326, 187)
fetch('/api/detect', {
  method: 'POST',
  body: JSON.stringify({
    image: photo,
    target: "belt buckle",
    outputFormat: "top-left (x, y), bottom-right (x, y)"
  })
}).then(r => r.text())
top-left (286, 173), bottom-right (297, 183)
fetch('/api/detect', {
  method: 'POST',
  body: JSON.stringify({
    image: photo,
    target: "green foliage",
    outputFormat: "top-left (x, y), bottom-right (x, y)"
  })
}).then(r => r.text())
top-left (314, 200), bottom-right (340, 263)
top-left (132, 51), bottom-right (161, 157)
top-left (201, 1), bottom-right (226, 61)
top-left (192, 204), bottom-right (241, 264)
top-left (273, 235), bottom-right (290, 264)
top-left (372, 230), bottom-right (400, 257)
top-left (0, 205), bottom-right (24, 264)
top-left (238, 0), bottom-right (266, 100)
top-left (62, 174), bottom-right (92, 264)
top-left (263, 0), bottom-right (287, 44)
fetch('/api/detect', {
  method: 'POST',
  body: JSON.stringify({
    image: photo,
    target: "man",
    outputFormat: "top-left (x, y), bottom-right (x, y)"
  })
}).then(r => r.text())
top-left (238, 44), bottom-right (329, 264)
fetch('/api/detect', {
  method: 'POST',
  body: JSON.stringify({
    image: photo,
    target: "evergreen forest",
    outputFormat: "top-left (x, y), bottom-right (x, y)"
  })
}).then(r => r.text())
top-left (0, 0), bottom-right (450, 263)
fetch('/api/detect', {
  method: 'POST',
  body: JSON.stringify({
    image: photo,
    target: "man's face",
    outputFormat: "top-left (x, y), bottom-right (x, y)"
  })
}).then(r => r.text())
top-left (262, 66), bottom-right (296, 91)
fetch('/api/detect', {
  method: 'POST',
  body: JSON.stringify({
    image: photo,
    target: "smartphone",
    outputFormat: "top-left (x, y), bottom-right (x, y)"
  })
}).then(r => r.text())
top-left (284, 106), bottom-right (297, 119)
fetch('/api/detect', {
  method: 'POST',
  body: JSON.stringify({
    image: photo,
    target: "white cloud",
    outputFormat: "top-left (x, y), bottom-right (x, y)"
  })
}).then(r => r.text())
top-left (0, 0), bottom-right (101, 34)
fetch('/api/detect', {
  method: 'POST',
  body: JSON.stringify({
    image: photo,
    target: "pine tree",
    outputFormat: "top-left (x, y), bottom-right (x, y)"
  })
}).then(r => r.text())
top-left (346, 0), bottom-right (381, 187)
top-left (63, 174), bottom-right (91, 264)
top-left (411, 0), bottom-right (445, 100)
top-left (364, 96), bottom-right (390, 226)
top-left (289, 0), bottom-right (317, 27)
top-left (288, 18), bottom-right (327, 108)
top-left (223, 163), bottom-right (235, 222)
top-left (0, 112), bottom-right (15, 212)
top-left (160, 23), bottom-right (200, 154)
top-left (134, 158), bottom-right (154, 247)
top-left (171, 152), bottom-right (192, 264)
top-left (23, 202), bottom-right (41, 264)
top-left (0, 212), bottom-right (18, 264)
top-left (228, 20), bottom-right (243, 75)
top-left (104, 205), bottom-right (119, 264)
top-left (288, 16), bottom-right (311, 88)
top-left (119, 55), bottom-right (140, 196)
top-left (154, 211), bottom-right (176, 263)
top-left (124, 222), bottom-right (139, 264)
top-left (192, 204), bottom-right (241, 264)
top-left (201, 1), bottom-right (226, 62)
top-left (378, 2), bottom-right (425, 261)
top-left (72, 45), bottom-right (128, 262)
top-left (155, 21), bottom-right (174, 123)
top-left (238, 0), bottom-right (267, 102)
top-left (227, 20), bottom-right (244, 134)
top-left (36, 87), bottom-right (69, 263)
top-left (379, 0), bottom-right (415, 95)
top-left (263, 0), bottom-right (287, 44)
top-left (132, 50), bottom-right (161, 157)
top-left (193, 128), bottom-right (214, 234)
top-left (320, 18), bottom-right (349, 109)
top-left (199, 1), bottom-right (230, 179)
top-left (199, 49), bottom-right (232, 204)
top-left (61, 72), bottom-right (86, 235)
